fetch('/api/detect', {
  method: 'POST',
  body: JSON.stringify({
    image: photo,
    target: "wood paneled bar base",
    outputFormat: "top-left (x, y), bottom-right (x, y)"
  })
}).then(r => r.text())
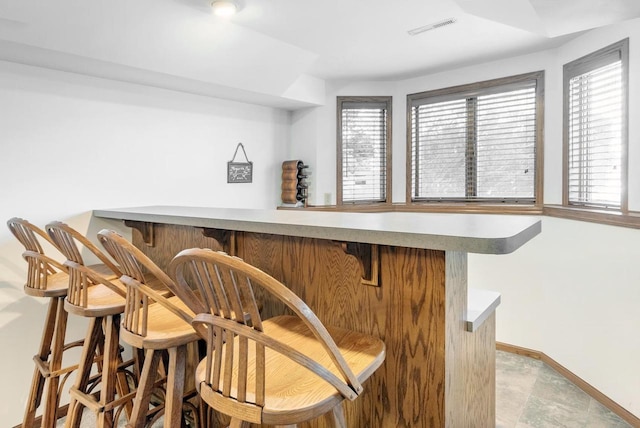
top-left (93, 206), bottom-right (541, 428)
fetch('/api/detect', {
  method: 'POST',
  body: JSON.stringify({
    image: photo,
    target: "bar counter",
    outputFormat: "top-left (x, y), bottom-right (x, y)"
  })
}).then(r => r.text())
top-left (94, 205), bottom-right (541, 427)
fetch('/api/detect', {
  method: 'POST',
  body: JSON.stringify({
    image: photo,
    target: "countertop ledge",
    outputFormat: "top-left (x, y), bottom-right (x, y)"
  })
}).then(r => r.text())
top-left (466, 289), bottom-right (501, 332)
top-left (93, 205), bottom-right (541, 255)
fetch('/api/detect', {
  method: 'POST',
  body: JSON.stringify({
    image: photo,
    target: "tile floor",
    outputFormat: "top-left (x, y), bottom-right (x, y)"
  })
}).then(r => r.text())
top-left (496, 350), bottom-right (632, 427)
top-left (56, 350), bottom-right (634, 427)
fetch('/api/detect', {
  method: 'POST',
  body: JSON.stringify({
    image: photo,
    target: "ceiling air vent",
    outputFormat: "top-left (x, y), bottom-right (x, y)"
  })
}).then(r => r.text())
top-left (408, 18), bottom-right (457, 36)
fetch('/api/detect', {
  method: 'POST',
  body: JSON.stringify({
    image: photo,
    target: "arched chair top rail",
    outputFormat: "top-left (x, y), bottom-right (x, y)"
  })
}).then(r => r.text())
top-left (97, 229), bottom-right (194, 326)
top-left (168, 247), bottom-right (364, 397)
top-left (45, 221), bottom-right (120, 275)
top-left (8, 217), bottom-right (61, 255)
top-left (7, 217), bottom-right (68, 293)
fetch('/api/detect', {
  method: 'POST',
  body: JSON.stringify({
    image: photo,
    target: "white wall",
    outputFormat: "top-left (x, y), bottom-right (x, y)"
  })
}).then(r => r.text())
top-left (0, 60), bottom-right (290, 424)
top-left (2, 16), bottom-right (639, 424)
top-left (295, 19), bottom-right (640, 417)
top-left (290, 80), bottom-right (397, 206)
top-left (470, 19), bottom-right (640, 416)
top-left (471, 217), bottom-right (640, 417)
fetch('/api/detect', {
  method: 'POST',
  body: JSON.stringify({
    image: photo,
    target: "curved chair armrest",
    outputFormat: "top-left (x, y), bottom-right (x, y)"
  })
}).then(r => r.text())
top-left (243, 265), bottom-right (364, 396)
top-left (192, 313), bottom-right (359, 401)
top-left (64, 260), bottom-right (127, 299)
top-left (121, 276), bottom-right (194, 326)
top-left (23, 250), bottom-right (68, 274)
top-left (169, 247), bottom-right (363, 396)
top-left (97, 228), bottom-right (204, 316)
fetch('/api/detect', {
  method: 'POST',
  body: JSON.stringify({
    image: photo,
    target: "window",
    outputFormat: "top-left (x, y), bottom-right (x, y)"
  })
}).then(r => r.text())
top-left (563, 39), bottom-right (629, 211)
top-left (337, 96), bottom-right (392, 204)
top-left (407, 72), bottom-right (544, 206)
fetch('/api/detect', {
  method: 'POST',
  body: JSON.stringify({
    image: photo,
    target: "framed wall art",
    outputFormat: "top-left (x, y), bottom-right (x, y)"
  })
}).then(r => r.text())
top-left (227, 142), bottom-right (253, 183)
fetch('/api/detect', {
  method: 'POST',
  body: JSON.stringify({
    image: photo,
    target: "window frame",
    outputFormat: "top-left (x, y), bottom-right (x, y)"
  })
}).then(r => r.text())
top-left (405, 71), bottom-right (545, 211)
top-left (336, 96), bottom-right (392, 206)
top-left (561, 38), bottom-right (629, 214)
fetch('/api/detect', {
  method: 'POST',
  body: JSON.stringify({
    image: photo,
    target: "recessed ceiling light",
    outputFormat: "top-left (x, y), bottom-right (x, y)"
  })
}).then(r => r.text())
top-left (408, 18), bottom-right (457, 36)
top-left (211, 0), bottom-right (238, 17)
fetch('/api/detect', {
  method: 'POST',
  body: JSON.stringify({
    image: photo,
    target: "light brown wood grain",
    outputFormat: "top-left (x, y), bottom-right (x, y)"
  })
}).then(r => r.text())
top-left (169, 248), bottom-right (384, 427)
top-left (444, 251), bottom-right (495, 427)
top-left (130, 225), bottom-right (497, 428)
top-left (97, 229), bottom-right (203, 428)
top-left (131, 223), bottom-right (225, 271)
top-left (236, 232), bottom-right (288, 320)
top-left (7, 218), bottom-right (75, 428)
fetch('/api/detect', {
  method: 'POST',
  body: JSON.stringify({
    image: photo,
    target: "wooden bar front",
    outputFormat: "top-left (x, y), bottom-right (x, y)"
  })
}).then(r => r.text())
top-left (129, 222), bottom-right (495, 428)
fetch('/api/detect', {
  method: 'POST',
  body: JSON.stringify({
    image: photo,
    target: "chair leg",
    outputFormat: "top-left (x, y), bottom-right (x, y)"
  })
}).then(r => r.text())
top-left (41, 297), bottom-right (69, 427)
top-left (127, 348), bottom-right (161, 428)
top-left (66, 317), bottom-right (103, 428)
top-left (114, 332), bottom-right (134, 419)
top-left (132, 347), bottom-right (146, 385)
top-left (327, 404), bottom-right (346, 428)
top-left (23, 364), bottom-right (46, 428)
top-left (164, 345), bottom-right (187, 428)
top-left (22, 297), bottom-right (59, 427)
top-left (229, 418), bottom-right (252, 428)
top-left (97, 314), bottom-right (122, 428)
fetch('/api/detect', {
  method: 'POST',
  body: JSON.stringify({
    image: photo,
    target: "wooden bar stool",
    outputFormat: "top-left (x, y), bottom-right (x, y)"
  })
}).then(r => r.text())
top-left (97, 229), bottom-right (203, 428)
top-left (7, 217), bottom-right (103, 428)
top-left (45, 221), bottom-right (137, 428)
top-left (168, 248), bottom-right (386, 428)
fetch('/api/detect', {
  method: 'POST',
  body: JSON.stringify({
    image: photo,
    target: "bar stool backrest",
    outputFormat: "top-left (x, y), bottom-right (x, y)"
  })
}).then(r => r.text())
top-left (45, 221), bottom-right (124, 308)
top-left (168, 248), bottom-right (363, 421)
top-left (97, 229), bottom-right (193, 338)
top-left (7, 217), bottom-right (67, 293)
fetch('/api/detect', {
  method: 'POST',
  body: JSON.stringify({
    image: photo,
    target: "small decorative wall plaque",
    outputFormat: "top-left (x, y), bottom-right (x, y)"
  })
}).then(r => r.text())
top-left (227, 142), bottom-right (253, 183)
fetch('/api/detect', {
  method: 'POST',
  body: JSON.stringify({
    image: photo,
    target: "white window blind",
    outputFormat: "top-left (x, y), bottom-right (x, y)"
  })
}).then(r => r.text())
top-left (338, 98), bottom-right (391, 204)
top-left (409, 73), bottom-right (541, 203)
top-left (565, 40), bottom-right (627, 210)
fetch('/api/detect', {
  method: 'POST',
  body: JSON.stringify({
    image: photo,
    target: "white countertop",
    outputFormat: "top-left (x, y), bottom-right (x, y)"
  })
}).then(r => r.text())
top-left (466, 289), bottom-right (501, 332)
top-left (93, 205), bottom-right (541, 254)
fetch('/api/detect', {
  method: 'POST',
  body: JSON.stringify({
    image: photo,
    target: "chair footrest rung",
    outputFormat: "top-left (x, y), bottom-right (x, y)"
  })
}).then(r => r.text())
top-left (32, 356), bottom-right (51, 377)
top-left (69, 388), bottom-right (104, 413)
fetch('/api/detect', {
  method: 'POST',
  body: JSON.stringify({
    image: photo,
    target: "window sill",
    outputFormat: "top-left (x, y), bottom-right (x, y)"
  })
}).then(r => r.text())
top-left (285, 202), bottom-right (542, 215)
top-left (544, 205), bottom-right (640, 229)
top-left (401, 202), bottom-right (542, 215)
top-left (284, 202), bottom-right (640, 229)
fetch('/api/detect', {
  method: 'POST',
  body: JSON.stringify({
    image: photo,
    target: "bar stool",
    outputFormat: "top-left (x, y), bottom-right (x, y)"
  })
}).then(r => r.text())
top-left (168, 248), bottom-right (386, 428)
top-left (97, 229), bottom-right (202, 428)
top-left (45, 221), bottom-right (137, 428)
top-left (7, 218), bottom-right (111, 428)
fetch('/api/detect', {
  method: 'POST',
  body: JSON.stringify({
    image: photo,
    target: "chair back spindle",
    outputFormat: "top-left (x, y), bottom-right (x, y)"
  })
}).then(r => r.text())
top-left (45, 222), bottom-right (125, 310)
top-left (7, 218), bottom-right (67, 293)
top-left (169, 249), bottom-right (368, 424)
top-left (97, 229), bottom-right (193, 338)
top-left (99, 232), bottom-right (150, 336)
top-left (97, 229), bottom-right (202, 427)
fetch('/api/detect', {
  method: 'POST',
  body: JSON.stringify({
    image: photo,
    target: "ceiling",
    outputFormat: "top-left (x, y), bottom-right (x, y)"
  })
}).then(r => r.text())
top-left (0, 0), bottom-right (638, 108)
top-left (230, 0), bottom-right (639, 80)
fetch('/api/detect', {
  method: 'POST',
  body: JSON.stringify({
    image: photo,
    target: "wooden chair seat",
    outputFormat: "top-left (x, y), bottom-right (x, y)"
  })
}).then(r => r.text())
top-left (8, 217), bottom-right (84, 428)
top-left (22, 270), bottom-right (68, 298)
top-left (97, 229), bottom-right (204, 428)
top-left (63, 274), bottom-right (170, 318)
top-left (45, 221), bottom-right (139, 428)
top-left (120, 295), bottom-right (198, 350)
top-left (169, 248), bottom-right (386, 427)
top-left (195, 315), bottom-right (385, 422)
top-left (63, 282), bottom-right (125, 317)
top-left (23, 263), bottom-right (117, 298)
